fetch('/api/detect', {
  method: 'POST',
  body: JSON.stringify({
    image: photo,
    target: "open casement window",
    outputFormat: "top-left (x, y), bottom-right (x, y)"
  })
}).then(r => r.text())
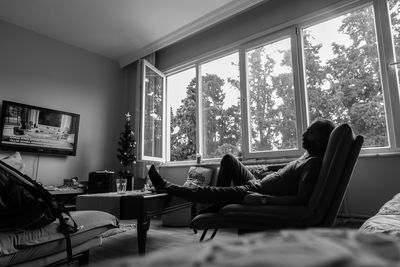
top-left (141, 59), bottom-right (166, 162)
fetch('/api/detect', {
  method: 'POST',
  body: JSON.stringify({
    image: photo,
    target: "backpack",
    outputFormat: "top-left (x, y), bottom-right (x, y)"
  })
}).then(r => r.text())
top-left (0, 160), bottom-right (79, 263)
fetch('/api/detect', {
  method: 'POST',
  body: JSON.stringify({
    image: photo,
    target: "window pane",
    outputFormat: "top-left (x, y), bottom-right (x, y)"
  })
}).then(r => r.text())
top-left (143, 65), bottom-right (164, 158)
top-left (303, 5), bottom-right (388, 148)
top-left (246, 37), bottom-right (298, 153)
top-left (389, 0), bottom-right (400, 96)
top-left (389, 0), bottom-right (400, 61)
top-left (167, 68), bottom-right (196, 161)
top-left (200, 53), bottom-right (241, 158)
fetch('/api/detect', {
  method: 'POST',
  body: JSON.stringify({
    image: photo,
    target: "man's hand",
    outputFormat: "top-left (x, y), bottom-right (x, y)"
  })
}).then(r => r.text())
top-left (242, 192), bottom-right (265, 205)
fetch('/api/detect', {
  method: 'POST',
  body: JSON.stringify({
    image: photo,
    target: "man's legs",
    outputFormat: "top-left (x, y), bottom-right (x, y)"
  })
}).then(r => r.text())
top-left (166, 184), bottom-right (252, 204)
top-left (148, 162), bottom-right (257, 205)
top-left (216, 154), bottom-right (255, 186)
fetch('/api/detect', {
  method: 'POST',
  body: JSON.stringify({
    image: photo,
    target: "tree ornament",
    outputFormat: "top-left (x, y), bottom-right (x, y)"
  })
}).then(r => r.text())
top-left (125, 112), bottom-right (131, 121)
top-left (117, 112), bottom-right (137, 176)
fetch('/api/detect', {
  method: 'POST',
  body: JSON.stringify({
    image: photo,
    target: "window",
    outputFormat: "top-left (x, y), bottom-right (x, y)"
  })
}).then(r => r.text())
top-left (167, 67), bottom-right (196, 162)
top-left (245, 36), bottom-right (298, 154)
top-left (303, 4), bottom-right (389, 148)
top-left (141, 60), bottom-right (166, 162)
top-left (165, 53), bottom-right (241, 162)
top-left (200, 53), bottom-right (241, 159)
top-left (141, 0), bottom-right (400, 163)
top-left (389, 0), bottom-right (400, 94)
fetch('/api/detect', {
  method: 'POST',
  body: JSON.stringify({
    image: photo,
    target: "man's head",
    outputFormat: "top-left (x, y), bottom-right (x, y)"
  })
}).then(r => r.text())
top-left (302, 119), bottom-right (336, 156)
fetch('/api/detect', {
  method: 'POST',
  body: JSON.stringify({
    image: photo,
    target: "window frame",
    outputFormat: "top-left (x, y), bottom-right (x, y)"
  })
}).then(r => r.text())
top-left (240, 27), bottom-right (305, 160)
top-left (376, 0), bottom-right (400, 150)
top-left (140, 59), bottom-right (167, 162)
top-left (165, 50), bottom-right (242, 164)
top-left (198, 51), bottom-right (242, 161)
top-left (165, 64), bottom-right (198, 163)
top-left (144, 0), bottom-right (400, 165)
top-left (297, 0), bottom-right (400, 154)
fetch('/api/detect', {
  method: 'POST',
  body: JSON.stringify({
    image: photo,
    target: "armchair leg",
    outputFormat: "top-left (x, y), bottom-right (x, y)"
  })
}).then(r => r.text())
top-left (210, 229), bottom-right (218, 239)
top-left (200, 229), bottom-right (208, 241)
top-left (199, 229), bottom-right (218, 242)
top-left (78, 250), bottom-right (90, 265)
top-left (191, 203), bottom-right (198, 234)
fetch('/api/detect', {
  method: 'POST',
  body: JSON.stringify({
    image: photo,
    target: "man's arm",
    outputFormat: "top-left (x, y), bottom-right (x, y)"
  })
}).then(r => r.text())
top-left (242, 186), bottom-right (312, 205)
top-left (243, 157), bottom-right (321, 205)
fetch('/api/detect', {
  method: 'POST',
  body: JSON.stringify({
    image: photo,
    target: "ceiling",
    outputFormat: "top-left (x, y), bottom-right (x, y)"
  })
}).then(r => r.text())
top-left (0, 0), bottom-right (265, 67)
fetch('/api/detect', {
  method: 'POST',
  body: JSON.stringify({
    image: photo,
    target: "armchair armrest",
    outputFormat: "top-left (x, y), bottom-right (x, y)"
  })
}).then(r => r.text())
top-left (267, 163), bottom-right (287, 171)
top-left (221, 204), bottom-right (310, 220)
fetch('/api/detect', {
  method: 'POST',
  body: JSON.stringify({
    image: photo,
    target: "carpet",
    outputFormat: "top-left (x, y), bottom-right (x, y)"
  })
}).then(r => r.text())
top-left (90, 219), bottom-right (237, 265)
top-left (101, 223), bottom-right (136, 238)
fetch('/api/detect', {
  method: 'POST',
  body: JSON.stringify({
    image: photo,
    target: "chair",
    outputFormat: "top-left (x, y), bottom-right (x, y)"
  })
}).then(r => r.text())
top-left (189, 123), bottom-right (364, 241)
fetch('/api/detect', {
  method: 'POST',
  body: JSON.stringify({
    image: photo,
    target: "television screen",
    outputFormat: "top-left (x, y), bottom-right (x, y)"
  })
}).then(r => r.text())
top-left (0, 101), bottom-right (80, 156)
top-left (39, 111), bottom-right (62, 127)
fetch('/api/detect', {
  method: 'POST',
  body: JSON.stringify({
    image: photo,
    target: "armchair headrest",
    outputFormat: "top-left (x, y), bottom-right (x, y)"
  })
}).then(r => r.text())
top-left (308, 123), bottom-right (355, 212)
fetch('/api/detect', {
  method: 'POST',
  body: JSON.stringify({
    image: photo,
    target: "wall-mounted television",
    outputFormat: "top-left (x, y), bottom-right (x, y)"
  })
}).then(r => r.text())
top-left (0, 100), bottom-right (80, 156)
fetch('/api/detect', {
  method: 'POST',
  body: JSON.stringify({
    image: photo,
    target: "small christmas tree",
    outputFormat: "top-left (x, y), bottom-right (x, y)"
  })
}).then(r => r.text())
top-left (117, 112), bottom-right (136, 176)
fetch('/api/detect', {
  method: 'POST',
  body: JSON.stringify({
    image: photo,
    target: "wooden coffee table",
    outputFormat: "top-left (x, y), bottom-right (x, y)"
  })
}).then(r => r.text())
top-left (76, 191), bottom-right (193, 255)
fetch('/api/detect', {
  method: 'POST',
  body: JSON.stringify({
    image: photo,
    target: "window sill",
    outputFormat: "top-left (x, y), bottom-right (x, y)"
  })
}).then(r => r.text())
top-left (162, 156), bottom-right (297, 168)
top-left (359, 150), bottom-right (400, 158)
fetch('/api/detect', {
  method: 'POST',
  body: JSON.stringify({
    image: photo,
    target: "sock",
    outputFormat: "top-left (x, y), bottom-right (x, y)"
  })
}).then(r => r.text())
top-left (148, 165), bottom-right (167, 191)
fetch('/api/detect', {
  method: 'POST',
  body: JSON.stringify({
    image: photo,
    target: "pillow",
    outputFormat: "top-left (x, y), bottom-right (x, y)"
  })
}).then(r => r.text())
top-left (0, 152), bottom-right (24, 172)
top-left (183, 167), bottom-right (213, 188)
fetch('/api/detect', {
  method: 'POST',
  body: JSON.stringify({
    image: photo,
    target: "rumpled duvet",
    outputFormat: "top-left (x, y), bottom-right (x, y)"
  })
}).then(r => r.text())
top-left (100, 228), bottom-right (400, 267)
top-left (360, 193), bottom-right (400, 237)
top-left (98, 193), bottom-right (400, 267)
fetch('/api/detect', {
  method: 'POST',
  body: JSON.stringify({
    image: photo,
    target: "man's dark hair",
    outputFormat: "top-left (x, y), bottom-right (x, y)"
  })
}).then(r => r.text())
top-left (313, 119), bottom-right (336, 153)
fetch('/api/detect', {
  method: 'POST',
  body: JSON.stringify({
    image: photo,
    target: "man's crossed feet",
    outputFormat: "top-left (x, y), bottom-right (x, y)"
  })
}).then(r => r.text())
top-left (148, 165), bottom-right (168, 192)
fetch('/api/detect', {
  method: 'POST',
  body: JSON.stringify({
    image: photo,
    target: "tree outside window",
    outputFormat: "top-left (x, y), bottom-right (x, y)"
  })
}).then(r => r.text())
top-left (246, 37), bottom-right (298, 152)
top-left (303, 4), bottom-right (389, 148)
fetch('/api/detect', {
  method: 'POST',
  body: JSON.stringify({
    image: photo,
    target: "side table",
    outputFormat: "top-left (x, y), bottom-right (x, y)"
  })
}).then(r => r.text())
top-left (76, 191), bottom-right (193, 255)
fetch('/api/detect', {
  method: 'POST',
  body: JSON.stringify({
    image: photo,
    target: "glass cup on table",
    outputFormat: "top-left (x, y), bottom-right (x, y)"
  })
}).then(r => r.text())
top-left (116, 178), bottom-right (127, 194)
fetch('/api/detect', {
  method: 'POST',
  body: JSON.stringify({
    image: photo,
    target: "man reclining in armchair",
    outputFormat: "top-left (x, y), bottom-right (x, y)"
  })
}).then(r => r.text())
top-left (148, 119), bottom-right (335, 208)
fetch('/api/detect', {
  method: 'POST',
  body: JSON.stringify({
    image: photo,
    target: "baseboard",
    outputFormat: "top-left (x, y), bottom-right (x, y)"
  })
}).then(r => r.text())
top-left (337, 213), bottom-right (371, 221)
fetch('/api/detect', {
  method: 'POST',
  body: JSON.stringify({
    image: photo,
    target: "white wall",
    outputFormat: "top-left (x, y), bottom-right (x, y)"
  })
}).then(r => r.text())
top-left (346, 155), bottom-right (400, 217)
top-left (0, 20), bottom-right (124, 185)
top-left (156, 0), bottom-right (348, 70)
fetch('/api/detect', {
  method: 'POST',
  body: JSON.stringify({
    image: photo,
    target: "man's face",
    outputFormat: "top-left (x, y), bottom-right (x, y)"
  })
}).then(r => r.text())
top-left (302, 122), bottom-right (323, 153)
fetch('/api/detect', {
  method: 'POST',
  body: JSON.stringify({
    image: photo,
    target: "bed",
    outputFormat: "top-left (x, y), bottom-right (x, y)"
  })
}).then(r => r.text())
top-left (94, 193), bottom-right (400, 267)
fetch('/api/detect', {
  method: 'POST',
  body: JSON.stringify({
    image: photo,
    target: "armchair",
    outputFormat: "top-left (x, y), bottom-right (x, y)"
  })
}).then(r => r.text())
top-left (190, 123), bottom-right (364, 241)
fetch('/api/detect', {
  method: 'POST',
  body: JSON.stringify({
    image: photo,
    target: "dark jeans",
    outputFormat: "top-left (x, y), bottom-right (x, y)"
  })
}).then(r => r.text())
top-left (166, 154), bottom-right (260, 205)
